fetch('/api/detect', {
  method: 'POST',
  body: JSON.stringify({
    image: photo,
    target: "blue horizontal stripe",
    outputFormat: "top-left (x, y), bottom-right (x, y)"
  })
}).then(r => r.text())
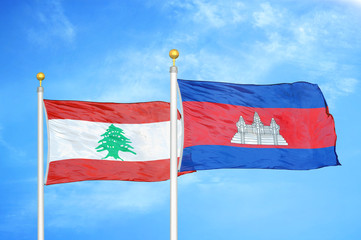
top-left (180, 145), bottom-right (340, 171)
top-left (178, 79), bottom-right (328, 109)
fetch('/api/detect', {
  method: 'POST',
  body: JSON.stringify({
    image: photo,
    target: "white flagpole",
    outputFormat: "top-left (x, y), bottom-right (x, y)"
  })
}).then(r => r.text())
top-left (37, 72), bottom-right (45, 240)
top-left (169, 49), bottom-right (179, 240)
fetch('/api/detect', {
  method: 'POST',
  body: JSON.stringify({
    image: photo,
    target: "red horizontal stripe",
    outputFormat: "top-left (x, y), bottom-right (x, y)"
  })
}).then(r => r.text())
top-left (46, 159), bottom-right (193, 185)
top-left (44, 100), bottom-right (180, 124)
top-left (183, 101), bottom-right (336, 149)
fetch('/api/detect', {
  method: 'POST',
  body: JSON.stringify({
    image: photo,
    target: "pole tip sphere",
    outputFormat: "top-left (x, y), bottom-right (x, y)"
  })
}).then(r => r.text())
top-left (169, 49), bottom-right (179, 66)
top-left (36, 72), bottom-right (45, 87)
top-left (169, 49), bottom-right (179, 60)
top-left (37, 72), bottom-right (45, 81)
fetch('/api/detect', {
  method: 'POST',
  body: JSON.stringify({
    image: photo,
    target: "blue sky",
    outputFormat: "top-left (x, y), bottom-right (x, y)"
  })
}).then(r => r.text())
top-left (1, 0), bottom-right (361, 239)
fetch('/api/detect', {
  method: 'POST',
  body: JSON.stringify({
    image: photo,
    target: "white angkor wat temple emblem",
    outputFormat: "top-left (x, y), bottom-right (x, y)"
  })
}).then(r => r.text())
top-left (231, 112), bottom-right (288, 145)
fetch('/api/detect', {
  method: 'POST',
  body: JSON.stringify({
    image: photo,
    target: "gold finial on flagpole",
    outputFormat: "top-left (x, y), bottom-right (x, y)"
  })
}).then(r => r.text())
top-left (169, 49), bottom-right (179, 66)
top-left (36, 72), bottom-right (45, 87)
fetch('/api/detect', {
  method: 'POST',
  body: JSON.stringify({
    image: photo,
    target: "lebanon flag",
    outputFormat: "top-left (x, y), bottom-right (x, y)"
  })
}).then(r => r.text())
top-left (44, 100), bottom-right (185, 185)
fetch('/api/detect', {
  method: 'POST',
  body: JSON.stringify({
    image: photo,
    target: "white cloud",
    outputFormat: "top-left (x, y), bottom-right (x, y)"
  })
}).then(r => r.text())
top-left (94, 47), bottom-right (171, 103)
top-left (192, 0), bottom-right (245, 27)
top-left (45, 181), bottom-right (168, 228)
top-left (332, 0), bottom-right (361, 7)
top-left (27, 0), bottom-right (75, 45)
top-left (243, 3), bottom-right (361, 93)
top-left (52, 1), bottom-right (360, 107)
top-left (339, 78), bottom-right (358, 93)
top-left (165, 0), bottom-right (246, 28)
top-left (179, 171), bottom-right (301, 225)
top-left (320, 77), bottom-right (359, 106)
top-left (253, 2), bottom-right (283, 28)
top-left (293, 26), bottom-right (316, 45)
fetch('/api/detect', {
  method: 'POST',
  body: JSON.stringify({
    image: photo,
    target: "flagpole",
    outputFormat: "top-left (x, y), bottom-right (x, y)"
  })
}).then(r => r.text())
top-left (169, 49), bottom-right (179, 240)
top-left (37, 72), bottom-right (45, 240)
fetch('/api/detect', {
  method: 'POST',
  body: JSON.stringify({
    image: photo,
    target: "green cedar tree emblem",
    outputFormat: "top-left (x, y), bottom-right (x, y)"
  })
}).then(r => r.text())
top-left (96, 124), bottom-right (136, 160)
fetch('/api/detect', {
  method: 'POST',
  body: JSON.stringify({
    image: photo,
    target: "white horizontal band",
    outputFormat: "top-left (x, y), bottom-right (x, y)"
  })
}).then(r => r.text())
top-left (48, 119), bottom-right (182, 162)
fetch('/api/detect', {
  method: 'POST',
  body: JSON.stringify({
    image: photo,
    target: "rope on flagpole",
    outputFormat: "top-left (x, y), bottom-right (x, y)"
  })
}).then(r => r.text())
top-left (37, 72), bottom-right (45, 240)
top-left (169, 49), bottom-right (179, 240)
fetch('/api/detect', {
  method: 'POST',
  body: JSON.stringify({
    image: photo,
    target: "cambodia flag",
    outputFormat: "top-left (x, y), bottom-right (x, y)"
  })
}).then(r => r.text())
top-left (178, 79), bottom-right (339, 172)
